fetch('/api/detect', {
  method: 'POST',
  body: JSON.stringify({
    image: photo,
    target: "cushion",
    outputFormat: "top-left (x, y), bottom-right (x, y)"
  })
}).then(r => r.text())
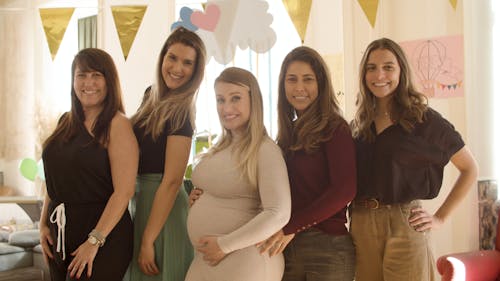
top-left (0, 242), bottom-right (25, 255)
top-left (33, 244), bottom-right (51, 279)
top-left (33, 244), bottom-right (43, 254)
top-left (0, 242), bottom-right (33, 271)
top-left (8, 229), bottom-right (40, 248)
top-left (0, 230), bottom-right (9, 242)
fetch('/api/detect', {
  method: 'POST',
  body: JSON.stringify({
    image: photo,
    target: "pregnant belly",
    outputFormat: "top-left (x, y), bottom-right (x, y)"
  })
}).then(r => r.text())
top-left (187, 193), bottom-right (258, 245)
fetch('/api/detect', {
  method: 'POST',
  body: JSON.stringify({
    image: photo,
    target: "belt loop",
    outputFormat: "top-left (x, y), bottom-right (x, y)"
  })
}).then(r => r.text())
top-left (49, 203), bottom-right (66, 260)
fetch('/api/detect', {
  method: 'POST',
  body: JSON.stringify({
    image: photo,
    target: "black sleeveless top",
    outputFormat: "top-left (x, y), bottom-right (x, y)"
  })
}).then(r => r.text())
top-left (42, 123), bottom-right (113, 205)
top-left (42, 120), bottom-right (133, 271)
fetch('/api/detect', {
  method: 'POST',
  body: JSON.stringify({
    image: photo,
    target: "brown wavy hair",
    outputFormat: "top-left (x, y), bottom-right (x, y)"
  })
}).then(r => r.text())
top-left (351, 38), bottom-right (428, 142)
top-left (132, 27), bottom-right (206, 139)
top-left (276, 46), bottom-right (344, 154)
top-left (43, 48), bottom-right (124, 148)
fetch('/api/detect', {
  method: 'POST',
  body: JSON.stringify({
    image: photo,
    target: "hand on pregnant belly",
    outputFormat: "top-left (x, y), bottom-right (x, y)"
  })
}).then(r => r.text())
top-left (189, 188), bottom-right (204, 207)
top-left (197, 236), bottom-right (227, 266)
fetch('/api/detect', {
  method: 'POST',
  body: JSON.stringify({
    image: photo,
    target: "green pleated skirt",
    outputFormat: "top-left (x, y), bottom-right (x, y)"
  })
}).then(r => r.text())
top-left (129, 174), bottom-right (193, 281)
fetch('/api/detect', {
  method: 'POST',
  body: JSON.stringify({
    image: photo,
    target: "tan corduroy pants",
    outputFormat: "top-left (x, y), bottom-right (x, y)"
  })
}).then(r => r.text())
top-left (350, 200), bottom-right (435, 281)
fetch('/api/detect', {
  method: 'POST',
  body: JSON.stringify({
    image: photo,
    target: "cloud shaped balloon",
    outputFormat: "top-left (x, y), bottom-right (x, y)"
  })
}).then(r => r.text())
top-left (172, 0), bottom-right (276, 65)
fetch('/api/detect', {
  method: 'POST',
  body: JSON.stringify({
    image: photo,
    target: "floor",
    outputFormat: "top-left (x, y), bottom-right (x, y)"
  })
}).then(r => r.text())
top-left (0, 268), bottom-right (44, 281)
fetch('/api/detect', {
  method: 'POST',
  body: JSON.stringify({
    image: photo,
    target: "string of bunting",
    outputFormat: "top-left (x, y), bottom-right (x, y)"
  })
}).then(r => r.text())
top-left (436, 80), bottom-right (462, 90)
top-left (39, 1), bottom-right (459, 61)
top-left (356, 0), bottom-right (458, 28)
top-left (38, 6), bottom-right (147, 61)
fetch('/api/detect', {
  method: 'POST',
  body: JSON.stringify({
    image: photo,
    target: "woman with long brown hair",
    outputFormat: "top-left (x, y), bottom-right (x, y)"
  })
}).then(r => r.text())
top-left (130, 27), bottom-right (206, 281)
top-left (260, 46), bottom-right (356, 281)
top-left (350, 38), bottom-right (478, 281)
top-left (40, 48), bottom-right (138, 281)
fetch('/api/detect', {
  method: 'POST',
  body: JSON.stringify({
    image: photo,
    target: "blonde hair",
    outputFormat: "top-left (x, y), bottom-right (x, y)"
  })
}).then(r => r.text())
top-left (351, 38), bottom-right (428, 142)
top-left (132, 27), bottom-right (206, 139)
top-left (207, 67), bottom-right (267, 188)
top-left (276, 46), bottom-right (344, 154)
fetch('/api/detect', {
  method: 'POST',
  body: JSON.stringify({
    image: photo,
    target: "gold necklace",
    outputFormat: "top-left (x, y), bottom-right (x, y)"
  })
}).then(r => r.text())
top-left (376, 111), bottom-right (390, 118)
top-left (376, 111), bottom-right (395, 124)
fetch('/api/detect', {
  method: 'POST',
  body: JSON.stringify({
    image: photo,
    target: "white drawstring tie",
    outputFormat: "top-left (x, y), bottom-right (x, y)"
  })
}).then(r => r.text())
top-left (50, 203), bottom-right (66, 260)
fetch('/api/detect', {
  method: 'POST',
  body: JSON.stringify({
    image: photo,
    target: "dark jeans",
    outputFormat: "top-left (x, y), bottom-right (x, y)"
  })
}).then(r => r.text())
top-left (283, 228), bottom-right (355, 281)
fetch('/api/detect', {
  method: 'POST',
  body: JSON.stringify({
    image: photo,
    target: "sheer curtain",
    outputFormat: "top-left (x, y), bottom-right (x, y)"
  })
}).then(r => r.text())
top-left (0, 2), bottom-right (36, 195)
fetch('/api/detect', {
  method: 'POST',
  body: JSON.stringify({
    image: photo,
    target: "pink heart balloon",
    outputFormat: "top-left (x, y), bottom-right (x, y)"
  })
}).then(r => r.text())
top-left (191, 4), bottom-right (220, 32)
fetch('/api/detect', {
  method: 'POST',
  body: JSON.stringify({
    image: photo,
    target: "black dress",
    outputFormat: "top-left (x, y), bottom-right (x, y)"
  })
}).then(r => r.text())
top-left (42, 123), bottom-right (133, 281)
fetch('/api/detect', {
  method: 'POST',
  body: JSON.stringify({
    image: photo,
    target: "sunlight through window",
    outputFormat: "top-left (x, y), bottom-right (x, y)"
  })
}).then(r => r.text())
top-left (175, 0), bottom-right (300, 141)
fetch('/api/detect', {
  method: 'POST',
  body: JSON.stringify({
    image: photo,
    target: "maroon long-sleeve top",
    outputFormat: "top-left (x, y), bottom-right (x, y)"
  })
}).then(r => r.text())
top-left (282, 123), bottom-right (357, 235)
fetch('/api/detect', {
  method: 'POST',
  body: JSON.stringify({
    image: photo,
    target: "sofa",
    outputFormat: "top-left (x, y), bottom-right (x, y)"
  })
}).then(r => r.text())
top-left (0, 229), bottom-right (49, 279)
top-left (436, 209), bottom-right (500, 281)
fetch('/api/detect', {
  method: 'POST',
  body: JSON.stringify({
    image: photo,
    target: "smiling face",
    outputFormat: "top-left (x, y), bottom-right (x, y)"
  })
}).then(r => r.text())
top-left (364, 48), bottom-right (401, 101)
top-left (284, 61), bottom-right (318, 115)
top-left (73, 66), bottom-right (107, 111)
top-left (215, 81), bottom-right (251, 137)
top-left (161, 43), bottom-right (197, 90)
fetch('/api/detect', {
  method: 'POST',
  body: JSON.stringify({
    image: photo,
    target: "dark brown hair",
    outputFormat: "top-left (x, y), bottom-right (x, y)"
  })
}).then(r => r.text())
top-left (351, 38), bottom-right (428, 142)
top-left (43, 48), bottom-right (124, 148)
top-left (276, 46), bottom-right (344, 153)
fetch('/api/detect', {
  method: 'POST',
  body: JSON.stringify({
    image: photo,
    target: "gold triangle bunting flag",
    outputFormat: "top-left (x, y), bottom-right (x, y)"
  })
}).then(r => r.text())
top-left (282, 0), bottom-right (312, 43)
top-left (111, 5), bottom-right (148, 60)
top-left (357, 0), bottom-right (379, 28)
top-left (449, 0), bottom-right (458, 10)
top-left (39, 8), bottom-right (75, 60)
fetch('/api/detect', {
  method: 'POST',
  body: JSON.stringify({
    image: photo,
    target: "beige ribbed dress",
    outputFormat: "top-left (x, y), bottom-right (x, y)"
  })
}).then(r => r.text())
top-left (185, 137), bottom-right (291, 281)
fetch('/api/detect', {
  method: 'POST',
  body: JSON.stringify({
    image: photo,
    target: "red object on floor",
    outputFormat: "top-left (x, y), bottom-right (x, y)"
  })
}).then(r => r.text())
top-left (437, 210), bottom-right (500, 281)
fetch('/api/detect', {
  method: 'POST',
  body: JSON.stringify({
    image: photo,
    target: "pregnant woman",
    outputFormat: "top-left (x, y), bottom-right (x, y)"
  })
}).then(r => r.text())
top-left (185, 67), bottom-right (291, 281)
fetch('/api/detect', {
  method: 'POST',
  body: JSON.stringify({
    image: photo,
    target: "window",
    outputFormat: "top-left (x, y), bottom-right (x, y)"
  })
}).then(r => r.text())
top-left (175, 0), bottom-right (301, 141)
top-left (78, 15), bottom-right (97, 50)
